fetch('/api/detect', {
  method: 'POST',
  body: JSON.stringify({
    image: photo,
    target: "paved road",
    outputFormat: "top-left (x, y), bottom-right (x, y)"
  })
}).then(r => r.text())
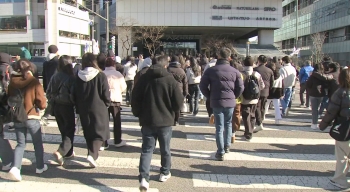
top-left (0, 89), bottom-right (344, 192)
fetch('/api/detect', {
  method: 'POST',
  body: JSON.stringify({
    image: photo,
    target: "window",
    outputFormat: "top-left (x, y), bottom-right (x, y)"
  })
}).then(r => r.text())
top-left (0, 0), bottom-right (24, 3)
top-left (61, 0), bottom-right (76, 6)
top-left (0, 16), bottom-right (27, 31)
top-left (38, 16), bottom-right (45, 29)
top-left (37, 0), bottom-right (44, 2)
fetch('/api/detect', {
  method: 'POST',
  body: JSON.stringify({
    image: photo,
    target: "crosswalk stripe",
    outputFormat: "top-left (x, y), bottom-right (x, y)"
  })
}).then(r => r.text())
top-left (186, 134), bottom-right (334, 145)
top-left (192, 174), bottom-right (337, 190)
top-left (0, 179), bottom-right (159, 192)
top-left (188, 150), bottom-right (334, 163)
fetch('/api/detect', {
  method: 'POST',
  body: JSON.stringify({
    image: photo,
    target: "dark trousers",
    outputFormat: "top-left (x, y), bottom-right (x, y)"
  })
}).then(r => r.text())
top-left (241, 104), bottom-right (257, 136)
top-left (255, 96), bottom-right (267, 126)
top-left (126, 80), bottom-right (134, 103)
top-left (139, 126), bottom-right (172, 182)
top-left (188, 84), bottom-right (199, 115)
top-left (54, 104), bottom-right (75, 157)
top-left (86, 139), bottom-right (103, 160)
top-left (232, 104), bottom-right (241, 132)
top-left (108, 102), bottom-right (122, 144)
top-left (206, 99), bottom-right (213, 117)
top-left (174, 111), bottom-right (180, 123)
top-left (0, 116), bottom-right (14, 165)
top-left (300, 83), bottom-right (309, 106)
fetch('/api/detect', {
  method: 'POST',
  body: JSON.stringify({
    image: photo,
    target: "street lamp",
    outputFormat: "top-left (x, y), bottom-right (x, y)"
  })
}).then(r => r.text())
top-left (246, 41), bottom-right (250, 57)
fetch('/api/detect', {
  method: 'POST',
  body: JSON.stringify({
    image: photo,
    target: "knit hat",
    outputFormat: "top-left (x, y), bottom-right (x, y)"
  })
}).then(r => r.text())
top-left (115, 56), bottom-right (121, 63)
top-left (142, 58), bottom-right (152, 69)
top-left (48, 45), bottom-right (58, 53)
top-left (243, 56), bottom-right (254, 66)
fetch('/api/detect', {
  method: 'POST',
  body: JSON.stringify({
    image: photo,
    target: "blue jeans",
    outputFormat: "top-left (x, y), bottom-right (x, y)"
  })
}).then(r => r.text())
top-left (0, 117), bottom-right (14, 166)
top-left (188, 84), bottom-right (199, 115)
top-left (213, 107), bottom-right (234, 155)
top-left (139, 126), bottom-right (172, 182)
top-left (280, 88), bottom-right (293, 115)
top-left (13, 119), bottom-right (44, 169)
top-left (318, 96), bottom-right (329, 115)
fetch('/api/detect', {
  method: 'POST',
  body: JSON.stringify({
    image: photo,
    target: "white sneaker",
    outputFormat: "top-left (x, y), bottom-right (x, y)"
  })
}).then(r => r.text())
top-left (87, 155), bottom-right (97, 168)
top-left (36, 164), bottom-right (48, 174)
top-left (114, 140), bottom-right (126, 148)
top-left (99, 147), bottom-right (105, 151)
top-left (139, 178), bottom-right (149, 191)
top-left (2, 163), bottom-right (12, 171)
top-left (310, 124), bottom-right (318, 130)
top-left (8, 167), bottom-right (22, 181)
top-left (253, 124), bottom-right (264, 133)
top-left (330, 180), bottom-right (349, 189)
top-left (54, 151), bottom-right (64, 166)
top-left (159, 172), bottom-right (171, 182)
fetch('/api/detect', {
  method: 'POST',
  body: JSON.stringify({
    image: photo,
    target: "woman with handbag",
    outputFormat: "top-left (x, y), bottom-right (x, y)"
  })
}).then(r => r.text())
top-left (319, 68), bottom-right (350, 189)
top-left (46, 55), bottom-right (76, 165)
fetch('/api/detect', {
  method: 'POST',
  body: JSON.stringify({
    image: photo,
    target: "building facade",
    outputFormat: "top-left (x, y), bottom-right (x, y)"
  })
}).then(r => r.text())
top-left (104, 0), bottom-right (283, 58)
top-left (274, 0), bottom-right (350, 65)
top-left (0, 0), bottom-right (92, 57)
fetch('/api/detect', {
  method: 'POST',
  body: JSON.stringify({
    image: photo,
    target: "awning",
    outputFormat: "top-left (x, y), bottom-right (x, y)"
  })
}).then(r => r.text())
top-left (234, 44), bottom-right (287, 57)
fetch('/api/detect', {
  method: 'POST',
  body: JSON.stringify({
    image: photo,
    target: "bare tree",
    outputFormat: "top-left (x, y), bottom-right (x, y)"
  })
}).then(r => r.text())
top-left (110, 17), bottom-right (138, 56)
top-left (201, 34), bottom-right (236, 56)
top-left (310, 32), bottom-right (327, 64)
top-left (135, 26), bottom-right (167, 56)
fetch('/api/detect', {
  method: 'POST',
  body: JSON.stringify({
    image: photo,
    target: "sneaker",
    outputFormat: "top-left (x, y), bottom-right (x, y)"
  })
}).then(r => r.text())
top-left (87, 155), bottom-right (97, 168)
top-left (231, 136), bottom-right (235, 143)
top-left (173, 121), bottom-right (179, 126)
top-left (114, 140), bottom-right (126, 148)
top-left (8, 167), bottom-right (21, 181)
top-left (310, 124), bottom-right (318, 130)
top-left (159, 172), bottom-right (171, 182)
top-left (64, 151), bottom-right (76, 159)
top-left (99, 143), bottom-right (109, 151)
top-left (253, 124), bottom-right (264, 133)
top-left (330, 180), bottom-right (349, 189)
top-left (2, 163), bottom-right (12, 171)
top-left (139, 178), bottom-right (149, 191)
top-left (215, 153), bottom-right (224, 161)
top-left (53, 151), bottom-right (64, 166)
top-left (300, 104), bottom-right (305, 107)
top-left (224, 147), bottom-right (230, 153)
top-left (36, 164), bottom-right (48, 174)
top-left (244, 134), bottom-right (252, 142)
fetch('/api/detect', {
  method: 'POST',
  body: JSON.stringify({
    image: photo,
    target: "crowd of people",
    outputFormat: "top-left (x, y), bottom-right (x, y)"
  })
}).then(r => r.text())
top-left (0, 45), bottom-right (350, 191)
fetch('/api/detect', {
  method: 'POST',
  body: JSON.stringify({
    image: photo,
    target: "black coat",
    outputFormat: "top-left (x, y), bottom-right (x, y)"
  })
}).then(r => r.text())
top-left (306, 72), bottom-right (330, 97)
top-left (46, 72), bottom-right (75, 105)
top-left (43, 56), bottom-right (59, 92)
top-left (74, 71), bottom-right (111, 141)
top-left (131, 64), bottom-right (183, 127)
top-left (167, 62), bottom-right (188, 96)
top-left (134, 67), bottom-right (149, 86)
top-left (254, 64), bottom-right (274, 97)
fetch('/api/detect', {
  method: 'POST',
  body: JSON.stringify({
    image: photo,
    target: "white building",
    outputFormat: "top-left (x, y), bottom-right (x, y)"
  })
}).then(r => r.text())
top-left (102, 0), bottom-right (283, 58)
top-left (0, 0), bottom-right (92, 57)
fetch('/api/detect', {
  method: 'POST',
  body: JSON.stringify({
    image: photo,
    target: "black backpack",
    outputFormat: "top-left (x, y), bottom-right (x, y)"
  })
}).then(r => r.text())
top-left (5, 89), bottom-right (32, 123)
top-left (242, 71), bottom-right (260, 100)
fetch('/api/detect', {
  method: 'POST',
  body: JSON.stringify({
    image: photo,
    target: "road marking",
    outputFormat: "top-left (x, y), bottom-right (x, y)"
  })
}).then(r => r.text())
top-left (188, 150), bottom-right (334, 163)
top-left (0, 179), bottom-right (159, 192)
top-left (46, 121), bottom-right (139, 128)
top-left (192, 174), bottom-right (337, 190)
top-left (186, 134), bottom-right (334, 145)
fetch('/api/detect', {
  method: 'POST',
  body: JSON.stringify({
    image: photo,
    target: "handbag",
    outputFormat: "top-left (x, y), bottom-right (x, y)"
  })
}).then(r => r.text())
top-left (329, 90), bottom-right (350, 141)
top-left (181, 99), bottom-right (188, 113)
top-left (48, 80), bottom-right (67, 116)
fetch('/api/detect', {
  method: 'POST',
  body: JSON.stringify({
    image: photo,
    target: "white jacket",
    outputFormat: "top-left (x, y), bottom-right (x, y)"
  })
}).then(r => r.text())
top-left (103, 67), bottom-right (127, 103)
top-left (203, 59), bottom-right (217, 73)
top-left (241, 66), bottom-right (265, 105)
top-left (186, 67), bottom-right (201, 85)
top-left (279, 63), bottom-right (296, 88)
top-left (124, 62), bottom-right (137, 81)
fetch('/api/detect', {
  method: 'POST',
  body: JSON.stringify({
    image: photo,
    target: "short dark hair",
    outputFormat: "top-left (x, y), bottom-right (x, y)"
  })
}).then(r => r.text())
top-left (339, 68), bottom-right (350, 89)
top-left (71, 56), bottom-right (77, 63)
top-left (243, 56), bottom-right (254, 66)
top-left (105, 57), bottom-right (116, 67)
top-left (82, 53), bottom-right (100, 70)
top-left (155, 55), bottom-right (169, 67)
top-left (258, 55), bottom-right (267, 64)
top-left (281, 56), bottom-right (291, 63)
top-left (328, 62), bottom-right (338, 71)
top-left (218, 48), bottom-right (231, 59)
top-left (58, 55), bottom-right (74, 76)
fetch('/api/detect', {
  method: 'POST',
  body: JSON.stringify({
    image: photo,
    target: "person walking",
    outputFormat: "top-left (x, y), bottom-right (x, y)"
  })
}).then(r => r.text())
top-left (115, 56), bottom-right (124, 74)
top-left (253, 55), bottom-right (274, 132)
top-left (134, 57), bottom-right (152, 85)
top-left (299, 60), bottom-right (314, 108)
top-left (132, 55), bottom-right (183, 191)
top-left (168, 56), bottom-right (188, 125)
top-left (7, 59), bottom-right (47, 181)
top-left (279, 56), bottom-right (296, 116)
top-left (103, 58), bottom-right (127, 148)
top-left (186, 57), bottom-right (201, 116)
top-left (43, 45), bottom-right (59, 92)
top-left (124, 56), bottom-right (137, 106)
top-left (200, 48), bottom-right (244, 161)
top-left (74, 53), bottom-right (111, 167)
top-left (46, 55), bottom-right (76, 165)
top-left (137, 54), bottom-right (144, 72)
top-left (203, 57), bottom-right (217, 121)
top-left (319, 68), bottom-right (350, 189)
top-left (241, 56), bottom-right (265, 141)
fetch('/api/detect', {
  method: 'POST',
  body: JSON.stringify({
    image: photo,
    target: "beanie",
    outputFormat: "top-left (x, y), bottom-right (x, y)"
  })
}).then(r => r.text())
top-left (48, 45), bottom-right (58, 54)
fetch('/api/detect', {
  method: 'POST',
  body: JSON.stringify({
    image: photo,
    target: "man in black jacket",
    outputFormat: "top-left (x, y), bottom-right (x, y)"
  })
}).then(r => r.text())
top-left (43, 45), bottom-right (59, 92)
top-left (254, 55), bottom-right (274, 132)
top-left (131, 55), bottom-right (183, 191)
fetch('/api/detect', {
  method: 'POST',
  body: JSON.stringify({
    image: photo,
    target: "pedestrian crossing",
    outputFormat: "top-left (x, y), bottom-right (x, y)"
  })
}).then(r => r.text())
top-left (0, 97), bottom-right (342, 191)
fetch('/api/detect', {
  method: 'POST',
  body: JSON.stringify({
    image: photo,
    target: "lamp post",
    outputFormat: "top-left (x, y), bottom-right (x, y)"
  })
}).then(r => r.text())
top-left (246, 41), bottom-right (250, 57)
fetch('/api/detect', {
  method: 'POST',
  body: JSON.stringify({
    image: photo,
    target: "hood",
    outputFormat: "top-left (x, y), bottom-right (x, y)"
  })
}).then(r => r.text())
top-left (142, 58), bottom-right (152, 69)
top-left (78, 67), bottom-right (100, 82)
top-left (169, 61), bottom-right (181, 68)
top-left (21, 48), bottom-right (32, 60)
top-left (147, 64), bottom-right (172, 79)
top-left (0, 52), bottom-right (11, 64)
top-left (47, 53), bottom-right (57, 61)
top-left (10, 71), bottom-right (36, 89)
top-left (243, 66), bottom-right (254, 72)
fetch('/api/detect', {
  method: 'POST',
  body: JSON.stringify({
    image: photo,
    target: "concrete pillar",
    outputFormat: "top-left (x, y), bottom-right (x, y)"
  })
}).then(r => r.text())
top-left (258, 30), bottom-right (274, 45)
top-left (44, 0), bottom-right (58, 55)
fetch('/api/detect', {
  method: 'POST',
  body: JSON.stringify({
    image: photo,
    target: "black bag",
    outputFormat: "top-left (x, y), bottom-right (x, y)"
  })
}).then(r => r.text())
top-left (5, 89), bottom-right (29, 123)
top-left (242, 71), bottom-right (260, 100)
top-left (329, 119), bottom-right (350, 141)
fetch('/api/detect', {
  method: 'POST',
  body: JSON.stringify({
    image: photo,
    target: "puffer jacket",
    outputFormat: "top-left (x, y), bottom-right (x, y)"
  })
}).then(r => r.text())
top-left (46, 72), bottom-right (75, 105)
top-left (319, 88), bottom-right (350, 130)
top-left (103, 67), bottom-right (127, 103)
top-left (168, 62), bottom-right (188, 96)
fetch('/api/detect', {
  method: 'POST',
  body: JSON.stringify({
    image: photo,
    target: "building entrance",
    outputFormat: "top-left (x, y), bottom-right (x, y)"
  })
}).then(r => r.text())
top-left (163, 42), bottom-right (197, 56)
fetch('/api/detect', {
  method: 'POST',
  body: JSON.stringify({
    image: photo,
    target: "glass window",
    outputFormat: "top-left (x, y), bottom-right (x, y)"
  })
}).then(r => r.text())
top-left (38, 16), bottom-right (45, 29)
top-left (37, 0), bottom-right (44, 2)
top-left (0, 16), bottom-right (27, 31)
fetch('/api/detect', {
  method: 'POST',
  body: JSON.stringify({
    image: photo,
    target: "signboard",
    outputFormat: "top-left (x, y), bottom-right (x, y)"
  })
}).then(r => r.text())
top-left (212, 5), bottom-right (277, 11)
top-left (212, 16), bottom-right (277, 21)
